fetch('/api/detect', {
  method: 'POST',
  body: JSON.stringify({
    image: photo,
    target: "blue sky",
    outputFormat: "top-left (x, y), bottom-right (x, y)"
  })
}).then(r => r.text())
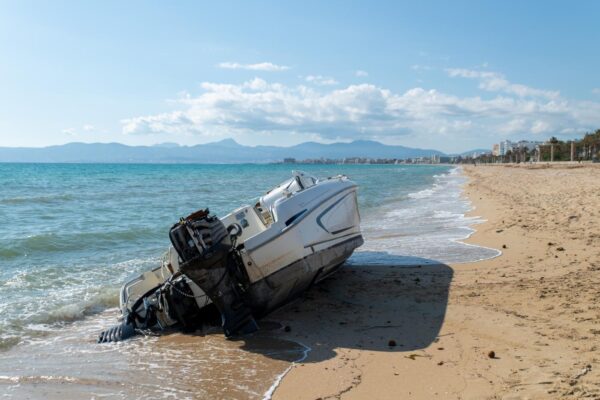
top-left (1, 1), bottom-right (599, 153)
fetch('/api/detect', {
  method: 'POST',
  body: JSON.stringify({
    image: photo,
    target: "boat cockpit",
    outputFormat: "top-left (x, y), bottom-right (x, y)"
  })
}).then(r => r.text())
top-left (220, 170), bottom-right (318, 245)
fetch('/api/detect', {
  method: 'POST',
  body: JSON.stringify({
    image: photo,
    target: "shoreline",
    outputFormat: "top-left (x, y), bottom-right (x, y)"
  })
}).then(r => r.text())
top-left (273, 164), bottom-right (600, 399)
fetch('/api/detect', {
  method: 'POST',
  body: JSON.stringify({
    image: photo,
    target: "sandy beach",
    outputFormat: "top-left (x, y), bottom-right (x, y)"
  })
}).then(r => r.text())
top-left (272, 164), bottom-right (600, 399)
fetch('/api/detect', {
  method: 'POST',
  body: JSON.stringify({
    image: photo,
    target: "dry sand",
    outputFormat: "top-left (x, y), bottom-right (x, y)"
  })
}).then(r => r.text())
top-left (272, 164), bottom-right (600, 399)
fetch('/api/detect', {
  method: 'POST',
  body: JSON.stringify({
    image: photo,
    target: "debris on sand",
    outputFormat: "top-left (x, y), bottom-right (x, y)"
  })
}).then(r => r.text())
top-left (572, 364), bottom-right (592, 380)
top-left (405, 353), bottom-right (430, 360)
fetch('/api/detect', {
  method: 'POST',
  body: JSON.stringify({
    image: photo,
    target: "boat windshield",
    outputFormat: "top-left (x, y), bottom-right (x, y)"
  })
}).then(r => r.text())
top-left (259, 171), bottom-right (318, 214)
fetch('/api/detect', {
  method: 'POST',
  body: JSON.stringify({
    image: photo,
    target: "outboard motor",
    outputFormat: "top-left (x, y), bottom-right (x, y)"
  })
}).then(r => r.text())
top-left (169, 209), bottom-right (258, 337)
top-left (98, 273), bottom-right (207, 343)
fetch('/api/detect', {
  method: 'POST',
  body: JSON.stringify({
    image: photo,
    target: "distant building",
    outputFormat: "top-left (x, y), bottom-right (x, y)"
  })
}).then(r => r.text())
top-left (498, 139), bottom-right (543, 156)
top-left (283, 157), bottom-right (296, 163)
top-left (471, 150), bottom-right (491, 158)
top-left (439, 156), bottom-right (456, 163)
top-left (492, 143), bottom-right (500, 156)
top-left (499, 140), bottom-right (512, 156)
top-left (514, 140), bottom-right (543, 151)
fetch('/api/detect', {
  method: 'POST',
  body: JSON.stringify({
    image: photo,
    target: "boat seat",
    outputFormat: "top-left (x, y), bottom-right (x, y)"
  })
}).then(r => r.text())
top-left (243, 221), bottom-right (284, 252)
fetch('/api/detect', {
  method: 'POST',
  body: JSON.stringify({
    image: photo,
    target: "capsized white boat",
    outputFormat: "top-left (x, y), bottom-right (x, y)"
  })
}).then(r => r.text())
top-left (98, 171), bottom-right (363, 342)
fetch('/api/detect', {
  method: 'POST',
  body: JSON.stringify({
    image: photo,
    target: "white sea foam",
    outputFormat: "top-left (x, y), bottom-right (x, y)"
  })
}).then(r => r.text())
top-left (407, 188), bottom-right (436, 199)
top-left (262, 341), bottom-right (312, 400)
top-left (353, 166), bottom-right (500, 265)
top-left (0, 255), bottom-right (158, 351)
top-left (433, 210), bottom-right (464, 219)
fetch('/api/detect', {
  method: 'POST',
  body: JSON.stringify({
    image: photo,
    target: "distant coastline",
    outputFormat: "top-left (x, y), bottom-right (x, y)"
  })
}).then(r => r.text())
top-left (0, 139), bottom-right (471, 164)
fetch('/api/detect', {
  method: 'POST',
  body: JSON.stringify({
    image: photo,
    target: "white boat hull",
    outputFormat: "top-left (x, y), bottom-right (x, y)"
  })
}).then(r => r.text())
top-left (99, 171), bottom-right (362, 342)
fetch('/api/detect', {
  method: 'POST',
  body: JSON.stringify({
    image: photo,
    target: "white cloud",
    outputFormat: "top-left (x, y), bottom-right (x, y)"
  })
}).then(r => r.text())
top-left (411, 64), bottom-right (433, 72)
top-left (531, 120), bottom-right (552, 134)
top-left (62, 124), bottom-right (97, 136)
top-left (121, 73), bottom-right (600, 150)
top-left (305, 75), bottom-right (338, 86)
top-left (593, 88), bottom-right (600, 95)
top-left (355, 70), bottom-right (368, 77)
top-left (446, 68), bottom-right (560, 99)
top-left (122, 111), bottom-right (199, 136)
top-left (217, 62), bottom-right (290, 71)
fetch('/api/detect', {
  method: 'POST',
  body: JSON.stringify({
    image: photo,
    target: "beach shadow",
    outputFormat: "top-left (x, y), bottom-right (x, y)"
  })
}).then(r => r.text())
top-left (236, 251), bottom-right (454, 363)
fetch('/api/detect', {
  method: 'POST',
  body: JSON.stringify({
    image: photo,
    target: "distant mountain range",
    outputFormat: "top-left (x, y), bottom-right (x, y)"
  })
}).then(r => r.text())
top-left (0, 139), bottom-right (451, 163)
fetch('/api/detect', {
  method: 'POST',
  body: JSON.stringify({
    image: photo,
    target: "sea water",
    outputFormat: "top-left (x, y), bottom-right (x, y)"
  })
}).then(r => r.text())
top-left (0, 163), bottom-right (498, 398)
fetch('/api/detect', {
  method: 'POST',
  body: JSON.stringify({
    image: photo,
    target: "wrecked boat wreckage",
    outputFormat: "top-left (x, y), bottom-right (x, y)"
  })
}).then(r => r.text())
top-left (98, 171), bottom-right (363, 343)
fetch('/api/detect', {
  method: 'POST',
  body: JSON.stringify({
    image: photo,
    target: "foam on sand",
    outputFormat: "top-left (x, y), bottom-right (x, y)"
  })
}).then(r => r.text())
top-left (354, 166), bottom-right (500, 265)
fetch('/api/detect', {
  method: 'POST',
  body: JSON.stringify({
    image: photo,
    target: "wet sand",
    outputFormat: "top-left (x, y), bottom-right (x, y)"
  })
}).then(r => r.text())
top-left (273, 164), bottom-right (600, 399)
top-left (0, 312), bottom-right (309, 399)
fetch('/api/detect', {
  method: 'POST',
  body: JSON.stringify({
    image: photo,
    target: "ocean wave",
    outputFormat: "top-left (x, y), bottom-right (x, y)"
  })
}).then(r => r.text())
top-left (0, 247), bottom-right (20, 260)
top-left (0, 335), bottom-right (20, 351)
top-left (2, 270), bottom-right (31, 288)
top-left (407, 188), bottom-right (436, 199)
top-left (406, 177), bottom-right (446, 200)
top-left (0, 254), bottom-right (159, 352)
top-left (0, 287), bottom-right (120, 351)
top-left (447, 166), bottom-right (461, 175)
top-left (1, 228), bottom-right (160, 256)
top-left (433, 210), bottom-right (464, 219)
top-left (0, 193), bottom-right (76, 205)
top-left (0, 374), bottom-right (80, 384)
top-left (35, 288), bottom-right (120, 325)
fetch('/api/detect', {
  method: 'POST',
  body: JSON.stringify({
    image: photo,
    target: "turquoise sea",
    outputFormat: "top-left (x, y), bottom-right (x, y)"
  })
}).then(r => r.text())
top-left (0, 163), bottom-right (498, 399)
